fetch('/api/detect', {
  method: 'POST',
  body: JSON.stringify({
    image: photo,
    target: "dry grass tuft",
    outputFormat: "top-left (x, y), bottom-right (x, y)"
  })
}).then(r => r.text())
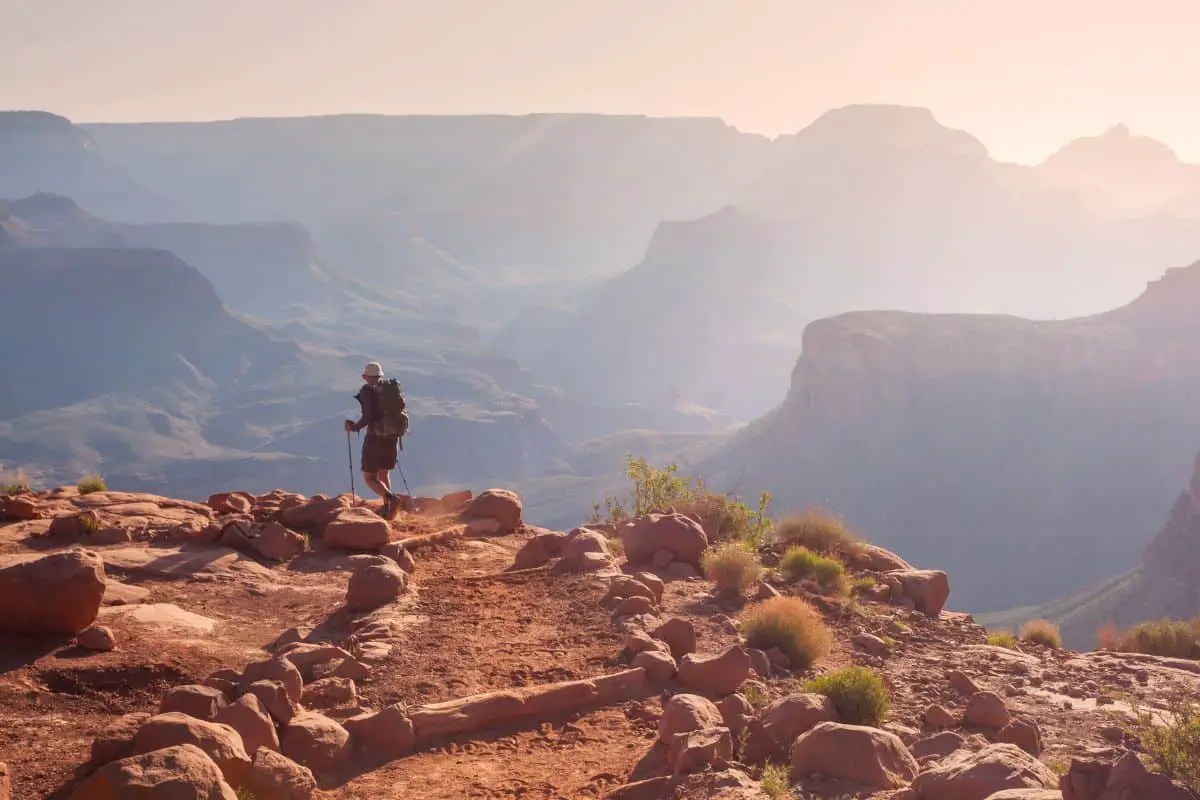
top-left (1098, 618), bottom-right (1200, 659)
top-left (702, 542), bottom-right (764, 595)
top-left (774, 509), bottom-right (862, 556)
top-left (1020, 618), bottom-right (1062, 649)
top-left (780, 546), bottom-right (849, 596)
top-left (742, 595), bottom-right (832, 670)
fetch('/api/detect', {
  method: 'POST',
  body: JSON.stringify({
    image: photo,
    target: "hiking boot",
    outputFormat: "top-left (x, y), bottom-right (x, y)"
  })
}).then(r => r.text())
top-left (384, 493), bottom-right (403, 520)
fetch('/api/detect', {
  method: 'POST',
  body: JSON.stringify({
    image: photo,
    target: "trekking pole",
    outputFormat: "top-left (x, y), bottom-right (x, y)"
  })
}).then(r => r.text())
top-left (396, 459), bottom-right (413, 497)
top-left (346, 430), bottom-right (357, 503)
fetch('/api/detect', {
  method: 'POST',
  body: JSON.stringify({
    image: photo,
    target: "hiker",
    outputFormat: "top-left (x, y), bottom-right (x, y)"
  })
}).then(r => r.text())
top-left (344, 361), bottom-right (409, 518)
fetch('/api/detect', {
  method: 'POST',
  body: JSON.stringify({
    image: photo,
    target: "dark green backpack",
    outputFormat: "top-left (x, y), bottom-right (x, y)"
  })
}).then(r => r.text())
top-left (372, 378), bottom-right (409, 439)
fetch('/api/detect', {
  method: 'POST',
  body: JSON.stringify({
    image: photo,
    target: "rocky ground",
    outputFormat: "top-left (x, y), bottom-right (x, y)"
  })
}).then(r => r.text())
top-left (0, 486), bottom-right (1197, 799)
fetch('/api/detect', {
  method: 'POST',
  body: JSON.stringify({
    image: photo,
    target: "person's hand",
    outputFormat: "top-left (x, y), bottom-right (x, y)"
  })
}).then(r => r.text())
top-left (343, 420), bottom-right (355, 433)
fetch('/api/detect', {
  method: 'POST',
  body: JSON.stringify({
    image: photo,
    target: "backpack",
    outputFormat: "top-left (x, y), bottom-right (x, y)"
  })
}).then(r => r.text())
top-left (371, 378), bottom-right (409, 439)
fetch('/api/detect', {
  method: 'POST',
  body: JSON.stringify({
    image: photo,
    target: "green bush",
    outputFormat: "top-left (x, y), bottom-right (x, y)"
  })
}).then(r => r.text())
top-left (850, 575), bottom-right (878, 595)
top-left (759, 762), bottom-right (789, 798)
top-left (77, 474), bottom-right (107, 494)
top-left (0, 468), bottom-right (30, 495)
top-left (594, 454), bottom-right (774, 547)
top-left (780, 546), bottom-right (849, 596)
top-left (742, 595), bottom-right (832, 670)
top-left (702, 542), bottom-right (764, 595)
top-left (1099, 618), bottom-right (1200, 659)
top-left (804, 665), bottom-right (891, 726)
top-left (987, 630), bottom-right (1017, 649)
top-left (1020, 619), bottom-right (1062, 649)
top-left (1131, 691), bottom-right (1200, 791)
top-left (774, 509), bottom-right (861, 556)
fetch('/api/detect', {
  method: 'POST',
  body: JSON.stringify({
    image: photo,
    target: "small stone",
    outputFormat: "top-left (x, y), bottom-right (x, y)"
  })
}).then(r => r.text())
top-left (924, 704), bottom-right (958, 729)
top-left (77, 625), bottom-right (117, 651)
top-left (964, 692), bottom-right (1011, 729)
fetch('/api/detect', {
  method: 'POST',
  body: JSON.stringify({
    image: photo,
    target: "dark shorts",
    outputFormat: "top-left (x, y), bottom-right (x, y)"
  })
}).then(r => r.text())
top-left (361, 434), bottom-right (398, 472)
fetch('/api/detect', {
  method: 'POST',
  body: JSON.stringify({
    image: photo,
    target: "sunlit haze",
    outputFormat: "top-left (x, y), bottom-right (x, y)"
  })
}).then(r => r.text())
top-left (4, 0), bottom-right (1200, 163)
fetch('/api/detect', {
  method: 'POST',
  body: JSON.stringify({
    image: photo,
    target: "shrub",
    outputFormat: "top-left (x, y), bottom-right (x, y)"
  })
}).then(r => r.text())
top-left (742, 682), bottom-right (769, 709)
top-left (804, 665), bottom-right (891, 726)
top-left (1099, 618), bottom-right (1200, 659)
top-left (0, 468), bottom-right (30, 495)
top-left (759, 762), bottom-right (789, 799)
top-left (850, 575), bottom-right (878, 595)
top-left (987, 630), bottom-right (1017, 649)
top-left (595, 455), bottom-right (774, 547)
top-left (702, 542), bottom-right (764, 595)
top-left (77, 474), bottom-right (107, 494)
top-left (606, 535), bottom-right (626, 560)
top-left (780, 546), bottom-right (849, 596)
top-left (774, 509), bottom-right (861, 556)
top-left (742, 595), bottom-right (832, 670)
top-left (1130, 690), bottom-right (1200, 791)
top-left (1020, 619), bottom-right (1062, 649)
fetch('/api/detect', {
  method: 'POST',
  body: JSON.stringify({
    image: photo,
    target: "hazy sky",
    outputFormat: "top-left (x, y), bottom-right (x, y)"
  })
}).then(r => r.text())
top-left (4, 0), bottom-right (1199, 164)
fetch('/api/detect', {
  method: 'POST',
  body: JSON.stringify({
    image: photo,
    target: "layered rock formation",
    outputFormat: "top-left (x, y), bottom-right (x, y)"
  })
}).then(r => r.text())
top-left (708, 260), bottom-right (1200, 613)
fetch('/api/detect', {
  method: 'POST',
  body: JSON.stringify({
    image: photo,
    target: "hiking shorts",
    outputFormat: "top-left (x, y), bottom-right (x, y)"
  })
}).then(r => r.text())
top-left (361, 434), bottom-right (399, 473)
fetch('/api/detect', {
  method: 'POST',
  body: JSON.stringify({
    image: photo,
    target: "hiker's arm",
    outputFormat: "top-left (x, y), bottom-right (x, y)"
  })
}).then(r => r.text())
top-left (347, 390), bottom-right (372, 432)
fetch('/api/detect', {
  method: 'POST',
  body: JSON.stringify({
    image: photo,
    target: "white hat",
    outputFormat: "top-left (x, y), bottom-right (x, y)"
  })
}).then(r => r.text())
top-left (363, 362), bottom-right (383, 378)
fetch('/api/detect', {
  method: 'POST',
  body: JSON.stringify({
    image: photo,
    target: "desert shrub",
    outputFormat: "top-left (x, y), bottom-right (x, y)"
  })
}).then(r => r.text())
top-left (1020, 619), bottom-right (1062, 649)
top-left (606, 535), bottom-right (625, 560)
top-left (77, 474), bottom-right (107, 494)
top-left (780, 546), bottom-right (849, 596)
top-left (1099, 618), bottom-right (1200, 660)
top-left (987, 630), bottom-right (1017, 649)
top-left (595, 455), bottom-right (774, 547)
top-left (1130, 690), bottom-right (1200, 791)
top-left (702, 542), bottom-right (764, 594)
top-left (774, 509), bottom-right (861, 556)
top-left (742, 682), bottom-right (769, 709)
top-left (742, 595), bottom-right (832, 670)
top-left (0, 468), bottom-right (30, 495)
top-left (759, 762), bottom-right (789, 798)
top-left (804, 665), bottom-right (891, 726)
top-left (850, 575), bottom-right (878, 595)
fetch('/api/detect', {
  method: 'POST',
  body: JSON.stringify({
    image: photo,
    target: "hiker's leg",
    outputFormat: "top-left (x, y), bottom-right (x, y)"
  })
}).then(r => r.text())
top-left (362, 471), bottom-right (388, 499)
top-left (376, 470), bottom-right (395, 497)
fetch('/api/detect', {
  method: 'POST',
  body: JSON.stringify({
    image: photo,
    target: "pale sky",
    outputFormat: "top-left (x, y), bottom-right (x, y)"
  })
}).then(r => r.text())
top-left (3, 0), bottom-right (1199, 164)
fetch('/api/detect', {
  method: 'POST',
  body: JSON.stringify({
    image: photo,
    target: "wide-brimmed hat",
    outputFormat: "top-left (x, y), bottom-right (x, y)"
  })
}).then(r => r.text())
top-left (362, 362), bottom-right (383, 378)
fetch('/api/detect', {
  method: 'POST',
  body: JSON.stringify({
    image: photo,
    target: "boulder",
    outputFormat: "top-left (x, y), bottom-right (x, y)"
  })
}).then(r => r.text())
top-left (208, 492), bottom-right (254, 516)
top-left (614, 595), bottom-right (656, 617)
top-left (279, 495), bottom-right (352, 533)
top-left (668, 727), bottom-right (733, 775)
top-left (77, 625), bottom-right (117, 652)
top-left (924, 704), bottom-right (959, 729)
top-left (995, 718), bottom-right (1042, 756)
top-left (440, 490), bottom-right (473, 511)
top-left (254, 521), bottom-right (306, 561)
top-left (281, 712), bottom-right (351, 772)
top-left (0, 495), bottom-right (40, 521)
top-left (606, 575), bottom-right (659, 604)
top-left (0, 549), bottom-right (106, 634)
top-left (461, 489), bottom-right (522, 535)
top-left (886, 569), bottom-right (951, 616)
top-left (345, 562), bottom-right (408, 612)
top-left (911, 743), bottom-right (1057, 800)
top-left (849, 543), bottom-right (914, 572)
top-left (301, 677), bottom-right (357, 708)
top-left (633, 572), bottom-right (666, 603)
top-left (241, 658), bottom-right (304, 703)
top-left (245, 679), bottom-right (298, 725)
top-left (1061, 751), bottom-right (1196, 800)
top-left (652, 617), bottom-right (698, 659)
top-left (659, 694), bottom-right (724, 744)
top-left (512, 531), bottom-right (565, 570)
top-left (215, 694), bottom-right (280, 756)
top-left (790, 722), bottom-right (919, 789)
top-left (243, 749), bottom-right (318, 800)
top-left (131, 713), bottom-right (251, 787)
top-left (323, 508), bottom-right (390, 550)
top-left (622, 629), bottom-right (671, 658)
top-left (380, 541), bottom-right (416, 573)
top-left (719, 694), bottom-right (754, 740)
top-left (0, 761), bottom-right (8, 800)
top-left (853, 632), bottom-right (891, 657)
top-left (69, 744), bottom-right (237, 800)
top-left (278, 643), bottom-right (367, 680)
top-left (679, 646), bottom-right (752, 697)
top-left (160, 684), bottom-right (229, 721)
top-left (87, 713), bottom-right (151, 769)
top-left (965, 692), bottom-right (1011, 729)
top-left (620, 513), bottom-right (708, 567)
top-left (632, 649), bottom-right (677, 681)
top-left (949, 670), bottom-right (982, 697)
top-left (910, 731), bottom-right (967, 761)
top-left (757, 694), bottom-right (839, 758)
top-left (343, 703), bottom-right (415, 762)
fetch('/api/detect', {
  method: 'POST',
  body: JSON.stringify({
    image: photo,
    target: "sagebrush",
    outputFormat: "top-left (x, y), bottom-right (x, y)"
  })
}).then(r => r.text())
top-left (77, 474), bottom-right (107, 494)
top-left (774, 509), bottom-right (861, 555)
top-left (780, 546), bottom-right (849, 596)
top-left (804, 665), bottom-right (891, 726)
top-left (0, 468), bottom-right (30, 495)
top-left (1130, 690), bottom-right (1200, 791)
top-left (593, 455), bottom-right (774, 547)
top-left (1020, 619), bottom-right (1062, 649)
top-left (1098, 618), bottom-right (1200, 660)
top-left (742, 595), bottom-right (832, 669)
top-left (759, 762), bottom-right (789, 799)
top-left (702, 542), bottom-right (764, 594)
top-left (987, 630), bottom-right (1017, 649)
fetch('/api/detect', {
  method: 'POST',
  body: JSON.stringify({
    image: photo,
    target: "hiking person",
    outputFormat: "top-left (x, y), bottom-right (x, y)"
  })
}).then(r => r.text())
top-left (344, 361), bottom-right (409, 518)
